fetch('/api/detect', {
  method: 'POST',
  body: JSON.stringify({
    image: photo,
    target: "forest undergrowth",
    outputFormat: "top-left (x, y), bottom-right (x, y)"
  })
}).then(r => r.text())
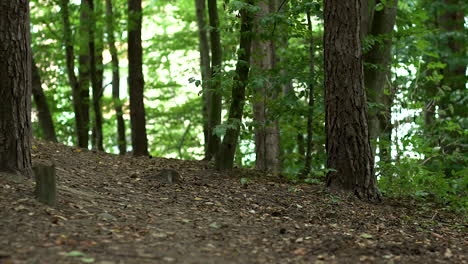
top-left (0, 140), bottom-right (466, 264)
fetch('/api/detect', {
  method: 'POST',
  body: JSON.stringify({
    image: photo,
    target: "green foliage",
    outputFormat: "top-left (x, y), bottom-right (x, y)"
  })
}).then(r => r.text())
top-left (28, 0), bottom-right (466, 213)
top-left (380, 157), bottom-right (467, 214)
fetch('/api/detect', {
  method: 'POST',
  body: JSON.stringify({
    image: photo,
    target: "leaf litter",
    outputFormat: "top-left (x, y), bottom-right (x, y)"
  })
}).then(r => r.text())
top-left (0, 140), bottom-right (466, 263)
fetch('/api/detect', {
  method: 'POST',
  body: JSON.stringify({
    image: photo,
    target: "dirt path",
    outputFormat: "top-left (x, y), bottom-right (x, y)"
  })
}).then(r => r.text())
top-left (1, 141), bottom-right (466, 264)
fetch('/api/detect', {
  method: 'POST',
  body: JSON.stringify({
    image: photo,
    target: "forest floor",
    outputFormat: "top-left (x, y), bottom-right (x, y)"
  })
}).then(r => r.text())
top-left (0, 140), bottom-right (466, 264)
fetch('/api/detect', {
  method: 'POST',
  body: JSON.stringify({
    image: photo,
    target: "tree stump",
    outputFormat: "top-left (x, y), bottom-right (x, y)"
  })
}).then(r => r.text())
top-left (33, 165), bottom-right (57, 206)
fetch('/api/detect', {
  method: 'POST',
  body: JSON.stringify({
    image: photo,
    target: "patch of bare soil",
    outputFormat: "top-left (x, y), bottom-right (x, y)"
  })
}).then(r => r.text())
top-left (1, 140), bottom-right (466, 264)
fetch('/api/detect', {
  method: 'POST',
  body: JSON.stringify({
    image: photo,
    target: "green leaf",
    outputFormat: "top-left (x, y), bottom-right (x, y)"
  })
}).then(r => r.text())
top-left (66, 251), bottom-right (85, 257)
top-left (81, 258), bottom-right (95, 263)
top-left (375, 3), bottom-right (384, 11)
top-left (213, 125), bottom-right (227, 138)
top-left (360, 233), bottom-right (373, 239)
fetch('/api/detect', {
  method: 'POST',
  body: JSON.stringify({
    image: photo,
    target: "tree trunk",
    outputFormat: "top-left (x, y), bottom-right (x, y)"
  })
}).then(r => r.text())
top-left (60, 0), bottom-right (78, 92)
top-left (106, 0), bottom-right (127, 155)
top-left (276, 0), bottom-right (296, 162)
top-left (206, 0), bottom-right (223, 161)
top-left (251, 0), bottom-right (281, 175)
top-left (60, 0), bottom-right (89, 148)
top-left (31, 58), bottom-right (57, 142)
top-left (297, 134), bottom-right (305, 159)
top-left (90, 0), bottom-right (105, 151)
top-left (194, 0), bottom-right (211, 159)
top-left (360, 0), bottom-right (376, 39)
top-left (324, 0), bottom-right (380, 201)
top-left (128, 0), bottom-right (149, 156)
top-left (76, 0), bottom-right (92, 149)
top-left (300, 11), bottom-right (315, 178)
top-left (363, 0), bottom-right (398, 161)
top-left (277, 0), bottom-right (293, 97)
top-left (0, 0), bottom-right (33, 178)
top-left (215, 0), bottom-right (254, 170)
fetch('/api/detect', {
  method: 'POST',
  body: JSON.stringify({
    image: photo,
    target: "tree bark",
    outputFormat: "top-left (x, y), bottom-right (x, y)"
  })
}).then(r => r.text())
top-left (60, 0), bottom-right (78, 92)
top-left (194, 0), bottom-right (211, 159)
top-left (90, 0), bottom-right (105, 151)
top-left (215, 0), bottom-right (254, 170)
top-left (206, 0), bottom-right (223, 161)
top-left (128, 0), bottom-right (149, 156)
top-left (77, 0), bottom-right (92, 149)
top-left (360, 0), bottom-right (376, 39)
top-left (251, 0), bottom-right (281, 175)
top-left (106, 0), bottom-right (127, 155)
top-left (300, 11), bottom-right (315, 178)
top-left (0, 0), bottom-right (33, 178)
top-left (297, 133), bottom-right (305, 159)
top-left (60, 0), bottom-right (89, 148)
top-left (324, 0), bottom-right (380, 201)
top-left (363, 0), bottom-right (398, 163)
top-left (31, 58), bottom-right (57, 142)
top-left (276, 0), bottom-right (296, 162)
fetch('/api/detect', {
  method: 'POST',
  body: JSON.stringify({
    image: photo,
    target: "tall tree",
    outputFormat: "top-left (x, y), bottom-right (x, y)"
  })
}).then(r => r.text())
top-left (363, 0), bottom-right (398, 163)
top-left (90, 0), bottom-right (105, 151)
top-left (300, 10), bottom-right (315, 177)
top-left (324, 0), bottom-right (380, 201)
top-left (0, 0), bottom-right (33, 177)
top-left (59, 0), bottom-right (90, 148)
top-left (106, 0), bottom-right (127, 155)
top-left (77, 0), bottom-right (92, 148)
top-left (215, 0), bottom-right (254, 170)
top-left (194, 0), bottom-right (211, 159)
top-left (206, 0), bottom-right (223, 160)
top-left (251, 0), bottom-right (281, 175)
top-left (128, 0), bottom-right (149, 156)
top-left (32, 58), bottom-right (57, 142)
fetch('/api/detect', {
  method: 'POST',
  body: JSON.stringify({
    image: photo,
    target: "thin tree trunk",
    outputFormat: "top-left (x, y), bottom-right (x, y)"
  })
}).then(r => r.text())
top-left (277, 0), bottom-right (293, 97)
top-left (363, 0), bottom-right (398, 159)
top-left (300, 11), bottom-right (315, 178)
top-left (60, 0), bottom-right (89, 148)
top-left (297, 134), bottom-right (305, 159)
top-left (77, 0), bottom-right (92, 149)
top-left (194, 0), bottom-right (211, 159)
top-left (378, 110), bottom-right (393, 163)
top-left (360, 0), bottom-right (376, 39)
top-left (59, 0), bottom-right (78, 91)
top-left (128, 0), bottom-right (149, 156)
top-left (206, 0), bottom-right (223, 160)
top-left (0, 0), bottom-right (33, 177)
top-left (31, 59), bottom-right (57, 142)
top-left (276, 0), bottom-right (296, 162)
top-left (106, 0), bottom-right (126, 155)
top-left (215, 0), bottom-right (254, 170)
top-left (251, 0), bottom-right (281, 175)
top-left (324, 0), bottom-right (380, 201)
top-left (90, 0), bottom-right (105, 151)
